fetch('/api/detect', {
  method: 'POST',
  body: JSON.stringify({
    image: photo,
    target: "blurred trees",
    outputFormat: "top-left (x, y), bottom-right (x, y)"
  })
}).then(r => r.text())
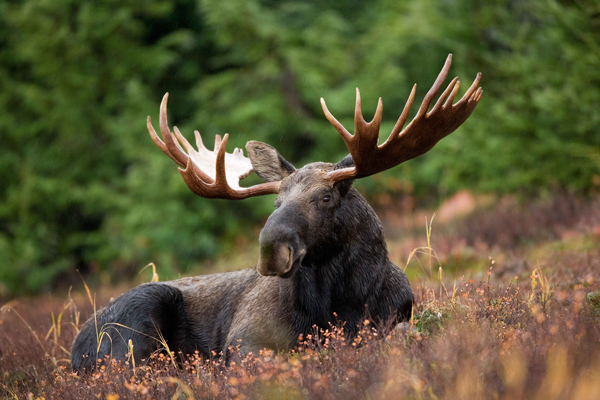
top-left (0, 0), bottom-right (599, 295)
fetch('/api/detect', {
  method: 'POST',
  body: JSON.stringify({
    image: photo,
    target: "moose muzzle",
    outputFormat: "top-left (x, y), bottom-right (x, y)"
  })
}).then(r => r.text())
top-left (257, 208), bottom-right (306, 277)
top-left (257, 243), bottom-right (292, 276)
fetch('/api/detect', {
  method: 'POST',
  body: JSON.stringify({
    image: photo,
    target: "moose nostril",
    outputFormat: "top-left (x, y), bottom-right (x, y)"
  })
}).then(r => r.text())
top-left (257, 242), bottom-right (295, 276)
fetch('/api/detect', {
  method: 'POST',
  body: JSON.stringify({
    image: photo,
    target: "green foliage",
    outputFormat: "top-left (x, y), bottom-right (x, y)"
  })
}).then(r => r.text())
top-left (0, 0), bottom-right (218, 294)
top-left (1, 0), bottom-right (599, 295)
top-left (587, 290), bottom-right (600, 315)
top-left (413, 308), bottom-right (447, 335)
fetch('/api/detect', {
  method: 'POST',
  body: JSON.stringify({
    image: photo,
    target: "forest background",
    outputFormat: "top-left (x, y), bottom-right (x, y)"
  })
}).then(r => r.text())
top-left (1, 0), bottom-right (599, 296)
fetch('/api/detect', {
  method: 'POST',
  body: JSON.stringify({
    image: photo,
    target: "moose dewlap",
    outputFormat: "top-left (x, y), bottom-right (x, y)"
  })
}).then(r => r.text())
top-left (71, 54), bottom-right (482, 372)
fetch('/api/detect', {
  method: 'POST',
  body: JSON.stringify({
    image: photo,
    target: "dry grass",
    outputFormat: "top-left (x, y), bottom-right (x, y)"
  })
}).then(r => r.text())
top-left (2, 195), bottom-right (600, 399)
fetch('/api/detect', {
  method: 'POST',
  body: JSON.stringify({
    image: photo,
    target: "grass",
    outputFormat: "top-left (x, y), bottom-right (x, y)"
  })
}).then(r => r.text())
top-left (2, 194), bottom-right (600, 399)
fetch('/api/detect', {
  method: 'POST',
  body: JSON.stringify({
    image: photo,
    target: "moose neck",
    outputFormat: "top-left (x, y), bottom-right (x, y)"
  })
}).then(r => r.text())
top-left (280, 188), bottom-right (390, 332)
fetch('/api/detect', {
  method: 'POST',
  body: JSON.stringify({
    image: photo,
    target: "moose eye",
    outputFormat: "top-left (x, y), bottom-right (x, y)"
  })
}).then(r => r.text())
top-left (321, 195), bottom-right (331, 203)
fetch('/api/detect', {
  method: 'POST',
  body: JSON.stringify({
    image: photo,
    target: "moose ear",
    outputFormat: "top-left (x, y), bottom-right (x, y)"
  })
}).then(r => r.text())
top-left (334, 155), bottom-right (355, 196)
top-left (246, 141), bottom-right (296, 182)
top-left (335, 154), bottom-right (355, 170)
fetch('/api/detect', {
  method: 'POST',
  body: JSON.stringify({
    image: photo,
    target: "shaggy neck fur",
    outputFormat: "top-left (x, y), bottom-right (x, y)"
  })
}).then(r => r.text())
top-left (279, 187), bottom-right (390, 334)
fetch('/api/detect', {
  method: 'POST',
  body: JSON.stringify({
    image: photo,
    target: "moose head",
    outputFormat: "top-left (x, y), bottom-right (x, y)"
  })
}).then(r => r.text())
top-left (147, 54), bottom-right (482, 278)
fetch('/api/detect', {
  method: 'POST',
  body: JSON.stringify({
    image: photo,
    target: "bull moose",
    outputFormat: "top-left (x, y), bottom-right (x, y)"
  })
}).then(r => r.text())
top-left (71, 54), bottom-right (482, 372)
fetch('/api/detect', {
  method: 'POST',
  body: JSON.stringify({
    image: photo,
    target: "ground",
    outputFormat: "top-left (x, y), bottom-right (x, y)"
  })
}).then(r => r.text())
top-left (1, 193), bottom-right (600, 399)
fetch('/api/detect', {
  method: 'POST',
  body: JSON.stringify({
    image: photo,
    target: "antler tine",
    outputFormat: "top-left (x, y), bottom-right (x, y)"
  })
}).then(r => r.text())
top-left (320, 89), bottom-right (383, 177)
top-left (354, 88), bottom-right (362, 136)
top-left (475, 87), bottom-right (483, 102)
top-left (214, 134), bottom-right (223, 152)
top-left (173, 126), bottom-right (214, 183)
top-left (147, 95), bottom-right (185, 168)
top-left (444, 80), bottom-right (461, 107)
top-left (214, 133), bottom-right (229, 186)
top-left (416, 54), bottom-right (453, 119)
top-left (193, 130), bottom-right (207, 153)
top-left (389, 84), bottom-right (416, 141)
top-left (320, 98), bottom-right (352, 142)
top-left (355, 88), bottom-right (383, 143)
top-left (430, 77), bottom-right (459, 115)
top-left (173, 126), bottom-right (192, 154)
top-left (457, 72), bottom-right (482, 106)
top-left (158, 93), bottom-right (189, 168)
top-left (147, 115), bottom-right (171, 157)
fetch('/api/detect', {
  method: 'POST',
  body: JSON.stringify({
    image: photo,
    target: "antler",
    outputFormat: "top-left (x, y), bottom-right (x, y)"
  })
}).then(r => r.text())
top-left (320, 54), bottom-right (483, 183)
top-left (147, 93), bottom-right (280, 199)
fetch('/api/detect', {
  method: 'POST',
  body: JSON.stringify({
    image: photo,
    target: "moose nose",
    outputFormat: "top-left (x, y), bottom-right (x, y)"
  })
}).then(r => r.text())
top-left (257, 205), bottom-right (307, 277)
top-left (257, 243), bottom-right (293, 276)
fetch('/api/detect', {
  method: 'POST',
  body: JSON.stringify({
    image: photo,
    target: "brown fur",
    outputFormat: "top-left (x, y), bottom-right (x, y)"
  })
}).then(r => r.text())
top-left (71, 143), bottom-right (413, 372)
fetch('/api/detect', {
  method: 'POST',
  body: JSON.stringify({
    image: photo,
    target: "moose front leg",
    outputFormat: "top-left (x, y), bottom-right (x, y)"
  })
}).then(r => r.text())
top-left (222, 335), bottom-right (291, 362)
top-left (224, 303), bottom-right (297, 361)
top-left (224, 318), bottom-right (297, 358)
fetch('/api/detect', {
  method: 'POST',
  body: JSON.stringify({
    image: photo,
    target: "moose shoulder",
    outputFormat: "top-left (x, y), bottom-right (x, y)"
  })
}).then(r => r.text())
top-left (71, 54), bottom-right (482, 372)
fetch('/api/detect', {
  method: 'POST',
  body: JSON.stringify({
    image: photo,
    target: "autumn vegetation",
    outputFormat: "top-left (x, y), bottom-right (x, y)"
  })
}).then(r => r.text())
top-left (2, 194), bottom-right (600, 399)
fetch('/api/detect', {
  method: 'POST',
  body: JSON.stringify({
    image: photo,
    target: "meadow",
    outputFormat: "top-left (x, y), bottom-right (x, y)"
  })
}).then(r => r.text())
top-left (2, 1), bottom-right (600, 398)
top-left (2, 193), bottom-right (600, 400)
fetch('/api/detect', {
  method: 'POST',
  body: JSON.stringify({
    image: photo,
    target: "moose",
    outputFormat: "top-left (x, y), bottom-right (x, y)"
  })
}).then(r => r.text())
top-left (71, 54), bottom-right (482, 372)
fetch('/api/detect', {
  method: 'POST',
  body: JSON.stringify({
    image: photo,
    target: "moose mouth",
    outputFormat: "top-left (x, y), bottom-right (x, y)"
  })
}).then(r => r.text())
top-left (257, 243), bottom-right (306, 278)
top-left (279, 247), bottom-right (306, 279)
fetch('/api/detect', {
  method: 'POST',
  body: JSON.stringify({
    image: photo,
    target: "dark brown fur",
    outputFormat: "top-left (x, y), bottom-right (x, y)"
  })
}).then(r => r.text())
top-left (71, 145), bottom-right (413, 372)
